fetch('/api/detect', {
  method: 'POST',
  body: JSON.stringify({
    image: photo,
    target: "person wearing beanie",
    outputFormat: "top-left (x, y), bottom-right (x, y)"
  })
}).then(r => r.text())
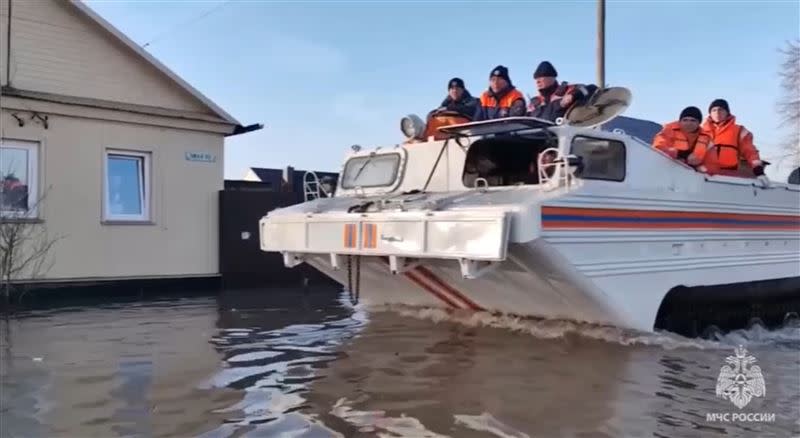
top-left (430, 77), bottom-right (478, 119)
top-left (527, 60), bottom-right (596, 122)
top-left (473, 65), bottom-right (526, 121)
top-left (701, 98), bottom-right (766, 180)
top-left (652, 106), bottom-right (711, 171)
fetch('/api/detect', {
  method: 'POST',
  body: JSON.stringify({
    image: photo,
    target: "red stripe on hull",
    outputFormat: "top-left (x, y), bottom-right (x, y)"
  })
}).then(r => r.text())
top-left (542, 206), bottom-right (800, 223)
top-left (404, 271), bottom-right (461, 309)
top-left (377, 257), bottom-right (459, 308)
top-left (415, 266), bottom-right (484, 311)
top-left (376, 257), bottom-right (481, 311)
top-left (543, 221), bottom-right (800, 230)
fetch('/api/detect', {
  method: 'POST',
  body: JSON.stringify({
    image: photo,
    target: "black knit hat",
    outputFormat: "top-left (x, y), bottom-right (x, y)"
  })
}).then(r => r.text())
top-left (533, 61), bottom-right (558, 78)
top-left (709, 99), bottom-right (730, 113)
top-left (448, 77), bottom-right (465, 89)
top-left (679, 106), bottom-right (702, 121)
top-left (490, 65), bottom-right (511, 83)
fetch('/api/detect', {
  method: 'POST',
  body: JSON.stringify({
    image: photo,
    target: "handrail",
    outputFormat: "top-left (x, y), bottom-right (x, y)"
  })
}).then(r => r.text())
top-left (702, 175), bottom-right (782, 190)
top-left (537, 148), bottom-right (580, 191)
top-left (303, 171), bottom-right (329, 201)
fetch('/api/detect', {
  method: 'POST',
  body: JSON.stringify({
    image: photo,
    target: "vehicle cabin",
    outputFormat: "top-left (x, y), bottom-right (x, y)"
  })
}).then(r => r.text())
top-left (336, 117), bottom-right (633, 198)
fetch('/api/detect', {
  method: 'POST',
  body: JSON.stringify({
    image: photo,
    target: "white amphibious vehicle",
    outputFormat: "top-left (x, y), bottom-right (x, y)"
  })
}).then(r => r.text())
top-left (260, 89), bottom-right (800, 333)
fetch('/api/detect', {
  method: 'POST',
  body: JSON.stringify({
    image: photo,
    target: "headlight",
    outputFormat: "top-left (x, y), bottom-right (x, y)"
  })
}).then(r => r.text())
top-left (400, 114), bottom-right (425, 139)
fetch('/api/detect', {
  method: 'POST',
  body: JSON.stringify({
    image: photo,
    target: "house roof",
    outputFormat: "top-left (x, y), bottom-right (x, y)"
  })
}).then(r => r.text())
top-left (601, 115), bottom-right (662, 145)
top-left (68, 0), bottom-right (245, 129)
top-left (250, 167), bottom-right (279, 182)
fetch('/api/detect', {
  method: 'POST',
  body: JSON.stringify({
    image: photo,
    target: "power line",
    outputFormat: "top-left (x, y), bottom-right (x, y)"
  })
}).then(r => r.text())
top-left (142, 0), bottom-right (233, 49)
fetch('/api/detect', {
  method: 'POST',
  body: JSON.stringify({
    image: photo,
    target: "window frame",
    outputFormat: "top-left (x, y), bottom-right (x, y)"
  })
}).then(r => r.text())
top-left (569, 135), bottom-right (627, 182)
top-left (460, 133), bottom-right (556, 188)
top-left (0, 139), bottom-right (39, 219)
top-left (339, 152), bottom-right (403, 190)
top-left (103, 149), bottom-right (152, 223)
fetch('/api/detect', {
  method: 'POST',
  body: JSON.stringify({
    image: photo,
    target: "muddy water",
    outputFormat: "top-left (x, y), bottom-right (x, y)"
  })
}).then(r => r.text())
top-left (1, 287), bottom-right (798, 437)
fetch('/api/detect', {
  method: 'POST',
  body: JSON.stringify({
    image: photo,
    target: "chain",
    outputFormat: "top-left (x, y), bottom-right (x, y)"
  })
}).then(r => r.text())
top-left (354, 255), bottom-right (361, 304)
top-left (347, 255), bottom-right (353, 302)
top-left (345, 254), bottom-right (361, 305)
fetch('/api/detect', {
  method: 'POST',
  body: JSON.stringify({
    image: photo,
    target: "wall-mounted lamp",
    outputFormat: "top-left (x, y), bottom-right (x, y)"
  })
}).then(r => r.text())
top-left (10, 113), bottom-right (24, 127)
top-left (31, 112), bottom-right (48, 129)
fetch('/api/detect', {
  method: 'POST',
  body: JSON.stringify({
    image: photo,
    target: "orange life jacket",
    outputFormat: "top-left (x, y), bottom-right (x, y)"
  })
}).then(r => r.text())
top-left (702, 116), bottom-right (758, 170)
top-left (654, 121), bottom-right (711, 156)
top-left (479, 88), bottom-right (525, 111)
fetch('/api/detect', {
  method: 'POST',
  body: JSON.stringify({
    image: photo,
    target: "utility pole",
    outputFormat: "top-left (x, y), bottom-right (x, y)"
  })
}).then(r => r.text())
top-left (6, 0), bottom-right (11, 86)
top-left (597, 0), bottom-right (605, 88)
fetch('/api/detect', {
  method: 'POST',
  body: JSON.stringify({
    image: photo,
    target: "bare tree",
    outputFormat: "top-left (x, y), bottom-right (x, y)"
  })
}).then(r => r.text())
top-left (777, 39), bottom-right (800, 166)
top-left (0, 186), bottom-right (61, 303)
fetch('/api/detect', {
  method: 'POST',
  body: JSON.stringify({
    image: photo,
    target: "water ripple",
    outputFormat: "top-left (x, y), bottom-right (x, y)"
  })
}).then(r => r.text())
top-left (2, 288), bottom-right (798, 437)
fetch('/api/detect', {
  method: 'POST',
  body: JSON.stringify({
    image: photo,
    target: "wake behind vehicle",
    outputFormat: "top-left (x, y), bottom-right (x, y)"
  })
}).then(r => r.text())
top-left (259, 88), bottom-right (800, 336)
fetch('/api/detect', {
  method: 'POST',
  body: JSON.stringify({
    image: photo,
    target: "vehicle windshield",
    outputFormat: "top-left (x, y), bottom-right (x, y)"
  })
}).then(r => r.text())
top-left (340, 153), bottom-right (401, 189)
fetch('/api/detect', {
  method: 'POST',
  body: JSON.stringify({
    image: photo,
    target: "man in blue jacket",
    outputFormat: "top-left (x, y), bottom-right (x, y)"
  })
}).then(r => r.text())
top-left (430, 77), bottom-right (478, 119)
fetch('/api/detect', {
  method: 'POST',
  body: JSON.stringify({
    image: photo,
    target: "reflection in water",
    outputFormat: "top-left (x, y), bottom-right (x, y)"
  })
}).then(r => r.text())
top-left (0, 287), bottom-right (798, 437)
top-left (198, 289), bottom-right (365, 437)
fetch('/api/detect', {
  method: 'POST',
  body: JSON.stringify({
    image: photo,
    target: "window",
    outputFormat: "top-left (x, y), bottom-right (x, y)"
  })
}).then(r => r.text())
top-left (104, 150), bottom-right (151, 222)
top-left (570, 136), bottom-right (626, 182)
top-left (340, 153), bottom-right (401, 189)
top-left (0, 139), bottom-right (38, 218)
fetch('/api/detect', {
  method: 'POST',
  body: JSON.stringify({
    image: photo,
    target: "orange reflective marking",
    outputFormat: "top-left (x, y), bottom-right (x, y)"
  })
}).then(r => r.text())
top-left (361, 223), bottom-right (377, 249)
top-left (343, 224), bottom-right (357, 248)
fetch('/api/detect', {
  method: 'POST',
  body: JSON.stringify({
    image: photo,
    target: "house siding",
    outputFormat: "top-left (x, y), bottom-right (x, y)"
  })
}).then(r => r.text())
top-left (1, 107), bottom-right (224, 280)
top-left (0, 0), bottom-right (210, 114)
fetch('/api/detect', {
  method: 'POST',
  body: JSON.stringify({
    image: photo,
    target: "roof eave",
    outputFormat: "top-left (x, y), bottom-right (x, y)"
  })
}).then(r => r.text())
top-left (228, 123), bottom-right (264, 137)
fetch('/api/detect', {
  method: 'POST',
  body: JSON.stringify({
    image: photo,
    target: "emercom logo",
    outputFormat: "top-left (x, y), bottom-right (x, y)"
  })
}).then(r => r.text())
top-left (715, 345), bottom-right (765, 409)
top-left (706, 345), bottom-right (776, 424)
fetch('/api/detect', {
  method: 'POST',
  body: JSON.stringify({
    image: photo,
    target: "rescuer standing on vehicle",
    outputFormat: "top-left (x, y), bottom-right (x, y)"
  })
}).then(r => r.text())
top-left (430, 77), bottom-right (478, 120)
top-left (702, 99), bottom-right (767, 183)
top-left (473, 65), bottom-right (526, 121)
top-left (652, 106), bottom-right (710, 171)
top-left (526, 61), bottom-right (595, 122)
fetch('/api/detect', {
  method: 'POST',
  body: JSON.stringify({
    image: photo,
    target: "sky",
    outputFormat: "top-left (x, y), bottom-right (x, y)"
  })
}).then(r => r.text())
top-left (84, 0), bottom-right (800, 180)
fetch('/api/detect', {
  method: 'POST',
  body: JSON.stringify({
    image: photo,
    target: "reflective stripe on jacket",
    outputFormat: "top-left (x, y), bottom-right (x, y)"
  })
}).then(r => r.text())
top-left (702, 115), bottom-right (761, 172)
top-left (474, 87), bottom-right (526, 121)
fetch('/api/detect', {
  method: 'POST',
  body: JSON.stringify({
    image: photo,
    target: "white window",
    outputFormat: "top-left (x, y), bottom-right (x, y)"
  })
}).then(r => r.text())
top-left (340, 153), bottom-right (402, 189)
top-left (104, 150), bottom-right (151, 222)
top-left (570, 136), bottom-right (627, 182)
top-left (1, 139), bottom-right (39, 218)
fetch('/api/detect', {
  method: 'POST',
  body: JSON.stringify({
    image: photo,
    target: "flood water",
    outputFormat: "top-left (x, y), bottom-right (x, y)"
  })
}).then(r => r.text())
top-left (1, 286), bottom-right (799, 438)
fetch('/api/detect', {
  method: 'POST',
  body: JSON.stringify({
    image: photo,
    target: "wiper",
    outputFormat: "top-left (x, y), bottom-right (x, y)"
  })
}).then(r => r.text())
top-left (351, 152), bottom-right (375, 184)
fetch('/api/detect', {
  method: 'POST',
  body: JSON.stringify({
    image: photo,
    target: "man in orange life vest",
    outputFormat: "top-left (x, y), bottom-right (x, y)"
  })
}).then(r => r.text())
top-left (526, 61), bottom-right (595, 122)
top-left (473, 65), bottom-right (526, 121)
top-left (652, 106), bottom-right (710, 172)
top-left (702, 99), bottom-right (766, 182)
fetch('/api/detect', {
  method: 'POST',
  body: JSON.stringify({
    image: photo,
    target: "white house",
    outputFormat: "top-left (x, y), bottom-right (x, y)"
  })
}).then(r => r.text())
top-left (0, 0), bottom-right (260, 284)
